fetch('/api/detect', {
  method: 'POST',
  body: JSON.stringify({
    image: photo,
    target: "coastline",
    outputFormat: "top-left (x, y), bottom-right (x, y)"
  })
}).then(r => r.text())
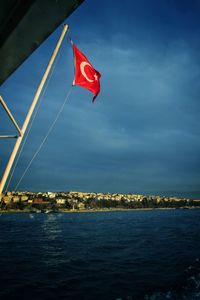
top-left (0, 207), bottom-right (199, 214)
top-left (1, 191), bottom-right (200, 214)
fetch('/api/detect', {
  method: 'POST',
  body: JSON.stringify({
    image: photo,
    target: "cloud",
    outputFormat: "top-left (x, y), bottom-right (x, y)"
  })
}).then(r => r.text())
top-left (1, 1), bottom-right (200, 196)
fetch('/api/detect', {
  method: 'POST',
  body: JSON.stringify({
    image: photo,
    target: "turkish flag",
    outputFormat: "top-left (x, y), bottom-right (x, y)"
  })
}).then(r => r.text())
top-left (72, 42), bottom-right (101, 102)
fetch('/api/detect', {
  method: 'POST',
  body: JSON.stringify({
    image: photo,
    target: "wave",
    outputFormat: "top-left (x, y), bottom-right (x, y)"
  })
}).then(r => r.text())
top-left (115, 258), bottom-right (200, 300)
top-left (144, 258), bottom-right (200, 300)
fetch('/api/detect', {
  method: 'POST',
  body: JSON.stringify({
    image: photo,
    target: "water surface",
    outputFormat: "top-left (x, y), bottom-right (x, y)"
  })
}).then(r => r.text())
top-left (0, 209), bottom-right (200, 299)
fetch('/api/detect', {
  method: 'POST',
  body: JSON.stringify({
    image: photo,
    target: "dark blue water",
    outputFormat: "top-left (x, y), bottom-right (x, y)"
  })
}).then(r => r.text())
top-left (0, 210), bottom-right (200, 300)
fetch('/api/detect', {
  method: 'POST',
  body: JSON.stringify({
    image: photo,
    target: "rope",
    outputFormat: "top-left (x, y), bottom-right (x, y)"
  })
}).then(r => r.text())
top-left (67, 28), bottom-right (72, 43)
top-left (14, 86), bottom-right (73, 191)
top-left (5, 36), bottom-right (63, 193)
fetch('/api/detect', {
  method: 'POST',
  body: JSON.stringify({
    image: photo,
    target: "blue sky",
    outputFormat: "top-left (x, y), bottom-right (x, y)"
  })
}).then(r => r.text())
top-left (0, 0), bottom-right (200, 197)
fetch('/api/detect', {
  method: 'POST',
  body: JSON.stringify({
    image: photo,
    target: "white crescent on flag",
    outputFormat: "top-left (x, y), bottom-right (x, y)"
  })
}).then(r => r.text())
top-left (80, 61), bottom-right (94, 83)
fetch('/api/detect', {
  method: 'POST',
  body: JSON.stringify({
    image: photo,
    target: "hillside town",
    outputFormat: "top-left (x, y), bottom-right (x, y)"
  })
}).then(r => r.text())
top-left (0, 191), bottom-right (200, 212)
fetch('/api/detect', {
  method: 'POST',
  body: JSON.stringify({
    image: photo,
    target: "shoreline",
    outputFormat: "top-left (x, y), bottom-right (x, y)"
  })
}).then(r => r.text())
top-left (0, 207), bottom-right (199, 214)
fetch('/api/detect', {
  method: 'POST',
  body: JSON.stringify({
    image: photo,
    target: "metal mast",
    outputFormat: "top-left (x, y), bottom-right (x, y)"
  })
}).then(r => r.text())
top-left (0, 24), bottom-right (69, 200)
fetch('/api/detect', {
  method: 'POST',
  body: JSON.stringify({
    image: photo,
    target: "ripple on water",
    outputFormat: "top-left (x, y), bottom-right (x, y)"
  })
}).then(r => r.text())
top-left (0, 210), bottom-right (200, 299)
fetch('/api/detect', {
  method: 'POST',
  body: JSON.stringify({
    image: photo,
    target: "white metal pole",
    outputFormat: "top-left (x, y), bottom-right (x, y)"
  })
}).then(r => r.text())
top-left (0, 95), bottom-right (22, 136)
top-left (0, 24), bottom-right (68, 200)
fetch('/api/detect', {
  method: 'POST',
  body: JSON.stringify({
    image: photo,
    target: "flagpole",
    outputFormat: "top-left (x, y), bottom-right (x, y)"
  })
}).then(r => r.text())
top-left (0, 24), bottom-right (69, 200)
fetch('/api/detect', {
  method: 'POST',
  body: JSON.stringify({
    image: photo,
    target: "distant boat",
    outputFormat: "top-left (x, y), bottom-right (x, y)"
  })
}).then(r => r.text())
top-left (44, 210), bottom-right (53, 214)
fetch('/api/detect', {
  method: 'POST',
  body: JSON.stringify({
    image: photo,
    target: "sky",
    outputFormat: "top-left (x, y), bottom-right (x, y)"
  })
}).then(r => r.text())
top-left (0, 0), bottom-right (200, 197)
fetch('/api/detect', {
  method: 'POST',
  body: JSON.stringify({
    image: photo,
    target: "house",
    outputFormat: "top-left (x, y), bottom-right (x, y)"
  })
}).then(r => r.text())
top-left (21, 196), bottom-right (29, 202)
top-left (2, 196), bottom-right (12, 204)
top-left (56, 199), bottom-right (66, 205)
top-left (13, 196), bottom-right (20, 203)
top-left (78, 202), bottom-right (85, 210)
top-left (47, 192), bottom-right (56, 199)
top-left (32, 198), bottom-right (49, 204)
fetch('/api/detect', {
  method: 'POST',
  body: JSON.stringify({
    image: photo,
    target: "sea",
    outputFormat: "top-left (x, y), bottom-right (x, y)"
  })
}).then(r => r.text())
top-left (0, 209), bottom-right (200, 300)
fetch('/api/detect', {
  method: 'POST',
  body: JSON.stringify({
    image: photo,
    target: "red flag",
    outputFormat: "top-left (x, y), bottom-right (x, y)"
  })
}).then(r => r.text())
top-left (72, 42), bottom-right (101, 102)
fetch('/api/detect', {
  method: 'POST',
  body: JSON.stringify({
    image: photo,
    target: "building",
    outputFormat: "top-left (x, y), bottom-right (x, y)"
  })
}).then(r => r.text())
top-left (56, 199), bottom-right (66, 205)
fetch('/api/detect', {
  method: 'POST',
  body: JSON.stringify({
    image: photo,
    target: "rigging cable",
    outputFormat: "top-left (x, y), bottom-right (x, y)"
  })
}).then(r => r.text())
top-left (14, 86), bottom-right (73, 192)
top-left (5, 39), bottom-right (63, 193)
